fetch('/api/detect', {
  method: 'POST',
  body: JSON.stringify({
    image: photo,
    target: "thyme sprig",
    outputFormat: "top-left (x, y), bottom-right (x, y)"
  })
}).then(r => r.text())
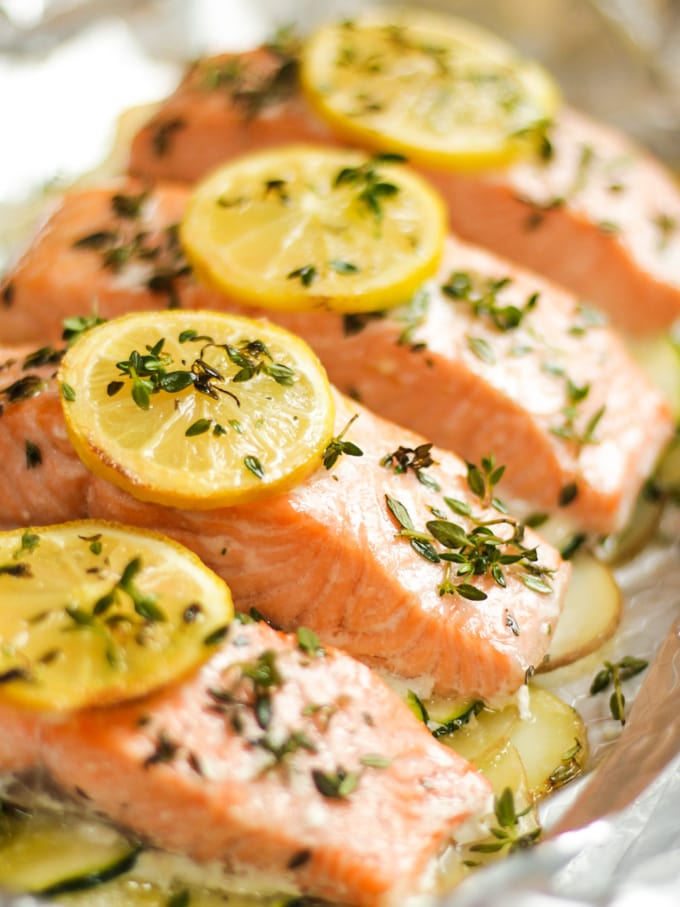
top-left (550, 378), bottom-right (605, 449)
top-left (381, 442), bottom-right (439, 490)
top-left (224, 339), bottom-right (295, 386)
top-left (590, 655), bottom-right (648, 725)
top-left (73, 193), bottom-right (191, 309)
top-left (470, 787), bottom-right (540, 854)
top-left (65, 557), bottom-right (165, 668)
top-left (442, 271), bottom-right (539, 332)
top-left (385, 456), bottom-right (554, 601)
top-left (201, 36), bottom-right (300, 121)
top-left (322, 414), bottom-right (364, 469)
top-left (334, 153), bottom-right (406, 221)
top-left (110, 336), bottom-right (295, 412)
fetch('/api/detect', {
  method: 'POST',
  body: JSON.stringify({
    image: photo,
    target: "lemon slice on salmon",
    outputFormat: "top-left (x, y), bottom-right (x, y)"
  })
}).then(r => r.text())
top-left (0, 521), bottom-right (233, 711)
top-left (59, 311), bottom-right (335, 509)
top-left (180, 144), bottom-right (446, 313)
top-left (300, 9), bottom-right (559, 170)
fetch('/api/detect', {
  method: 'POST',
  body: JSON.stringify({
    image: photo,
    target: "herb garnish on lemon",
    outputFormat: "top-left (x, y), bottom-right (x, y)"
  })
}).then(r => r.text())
top-left (0, 521), bottom-right (233, 711)
top-left (59, 311), bottom-right (335, 509)
top-left (300, 9), bottom-right (559, 171)
top-left (180, 145), bottom-right (446, 313)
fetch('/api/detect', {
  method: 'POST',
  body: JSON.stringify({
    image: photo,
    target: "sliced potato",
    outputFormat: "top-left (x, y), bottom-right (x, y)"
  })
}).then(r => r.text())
top-left (441, 701), bottom-right (519, 764)
top-left (507, 687), bottom-right (587, 798)
top-left (445, 687), bottom-right (587, 800)
top-left (539, 553), bottom-right (622, 671)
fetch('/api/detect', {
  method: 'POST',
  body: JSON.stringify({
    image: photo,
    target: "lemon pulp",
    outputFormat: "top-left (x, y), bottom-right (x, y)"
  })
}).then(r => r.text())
top-left (0, 521), bottom-right (234, 711)
top-left (300, 9), bottom-right (560, 171)
top-left (59, 311), bottom-right (335, 510)
top-left (180, 144), bottom-right (446, 313)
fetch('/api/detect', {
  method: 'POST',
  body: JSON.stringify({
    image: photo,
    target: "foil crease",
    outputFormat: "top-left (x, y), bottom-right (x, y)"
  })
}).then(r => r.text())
top-left (1, 2), bottom-right (680, 906)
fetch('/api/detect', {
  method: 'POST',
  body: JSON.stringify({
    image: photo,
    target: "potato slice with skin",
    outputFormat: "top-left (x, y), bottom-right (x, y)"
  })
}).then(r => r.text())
top-left (439, 741), bottom-right (536, 887)
top-left (507, 687), bottom-right (587, 798)
top-left (443, 687), bottom-right (587, 800)
top-left (438, 701), bottom-right (520, 764)
top-left (538, 553), bottom-right (621, 671)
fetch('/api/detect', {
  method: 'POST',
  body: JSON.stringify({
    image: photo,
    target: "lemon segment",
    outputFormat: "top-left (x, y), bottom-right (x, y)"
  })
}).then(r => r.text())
top-left (300, 9), bottom-right (560, 171)
top-left (0, 521), bottom-right (234, 711)
top-left (59, 311), bottom-right (335, 509)
top-left (180, 144), bottom-right (446, 313)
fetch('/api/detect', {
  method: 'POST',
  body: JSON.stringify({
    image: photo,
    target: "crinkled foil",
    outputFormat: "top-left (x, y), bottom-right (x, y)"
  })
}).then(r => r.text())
top-left (1, 2), bottom-right (680, 905)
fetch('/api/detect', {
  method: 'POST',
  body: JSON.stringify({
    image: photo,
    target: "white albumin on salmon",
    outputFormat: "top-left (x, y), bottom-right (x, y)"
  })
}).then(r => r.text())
top-left (0, 182), bottom-right (672, 534)
top-left (0, 619), bottom-right (492, 907)
top-left (124, 47), bottom-right (680, 335)
top-left (0, 345), bottom-right (568, 702)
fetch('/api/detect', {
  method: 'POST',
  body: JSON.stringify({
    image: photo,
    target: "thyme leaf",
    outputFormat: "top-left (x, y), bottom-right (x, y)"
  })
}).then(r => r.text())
top-left (322, 414), bottom-right (363, 469)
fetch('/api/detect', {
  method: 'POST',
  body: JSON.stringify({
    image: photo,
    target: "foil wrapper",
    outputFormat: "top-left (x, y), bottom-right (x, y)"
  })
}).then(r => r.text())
top-left (1, 2), bottom-right (679, 905)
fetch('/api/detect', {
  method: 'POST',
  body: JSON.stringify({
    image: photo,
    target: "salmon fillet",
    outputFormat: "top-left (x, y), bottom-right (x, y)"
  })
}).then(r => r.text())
top-left (0, 347), bottom-right (568, 700)
top-left (0, 182), bottom-right (672, 533)
top-left (125, 48), bottom-right (680, 334)
top-left (0, 619), bottom-right (492, 906)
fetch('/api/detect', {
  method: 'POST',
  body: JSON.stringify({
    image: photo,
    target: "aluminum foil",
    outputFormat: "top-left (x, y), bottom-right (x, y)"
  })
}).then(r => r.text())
top-left (1, 1), bottom-right (680, 905)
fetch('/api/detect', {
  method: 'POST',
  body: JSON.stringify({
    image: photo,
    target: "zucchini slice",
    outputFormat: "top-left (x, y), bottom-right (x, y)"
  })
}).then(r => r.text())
top-left (0, 809), bottom-right (139, 896)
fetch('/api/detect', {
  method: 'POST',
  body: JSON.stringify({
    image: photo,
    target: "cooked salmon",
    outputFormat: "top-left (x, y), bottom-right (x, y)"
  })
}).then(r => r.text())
top-left (0, 619), bottom-right (492, 906)
top-left (126, 48), bottom-right (680, 334)
top-left (0, 347), bottom-right (568, 700)
top-left (0, 182), bottom-right (672, 533)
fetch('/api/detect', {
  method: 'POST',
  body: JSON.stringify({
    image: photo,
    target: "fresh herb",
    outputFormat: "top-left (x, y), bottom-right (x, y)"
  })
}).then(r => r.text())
top-left (548, 738), bottom-right (584, 789)
top-left (334, 154), bottom-right (405, 221)
top-left (550, 378), bottom-right (605, 449)
top-left (22, 345), bottom-right (63, 370)
top-left (341, 310), bottom-right (385, 337)
top-left (311, 766), bottom-right (360, 799)
top-left (165, 890), bottom-right (190, 907)
top-left (386, 456), bottom-right (554, 599)
top-left (329, 259), bottom-right (359, 275)
top-left (652, 212), bottom-right (677, 251)
top-left (442, 271), bottom-right (538, 331)
top-left (287, 264), bottom-right (317, 287)
top-left (151, 117), bottom-right (186, 157)
top-left (568, 302), bottom-right (608, 337)
top-left (381, 442), bottom-right (439, 490)
top-left (466, 335), bottom-right (496, 364)
top-left (25, 440), bottom-right (42, 469)
top-left (185, 418), bottom-right (213, 437)
top-left (225, 338), bottom-right (295, 386)
top-left (297, 626), bottom-right (325, 657)
top-left (244, 455), bottom-right (264, 479)
top-left (73, 204), bottom-right (191, 309)
top-left (62, 314), bottom-right (106, 346)
top-left (111, 191), bottom-right (148, 220)
top-left (590, 655), bottom-right (648, 725)
top-left (94, 557), bottom-right (166, 624)
top-left (1, 281), bottom-right (15, 307)
top-left (322, 413), bottom-right (364, 469)
top-left (203, 624), bottom-right (229, 647)
top-left (558, 482), bottom-right (578, 507)
top-left (560, 533), bottom-right (587, 560)
top-left (395, 288), bottom-right (429, 345)
top-left (469, 787), bottom-right (540, 853)
top-left (2, 374), bottom-right (45, 404)
top-left (144, 730), bottom-right (180, 768)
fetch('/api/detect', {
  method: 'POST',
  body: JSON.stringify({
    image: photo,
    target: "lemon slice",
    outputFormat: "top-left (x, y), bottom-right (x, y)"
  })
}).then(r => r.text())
top-left (59, 311), bottom-right (335, 509)
top-left (180, 144), bottom-right (446, 313)
top-left (300, 9), bottom-right (560, 170)
top-left (0, 521), bottom-right (233, 711)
